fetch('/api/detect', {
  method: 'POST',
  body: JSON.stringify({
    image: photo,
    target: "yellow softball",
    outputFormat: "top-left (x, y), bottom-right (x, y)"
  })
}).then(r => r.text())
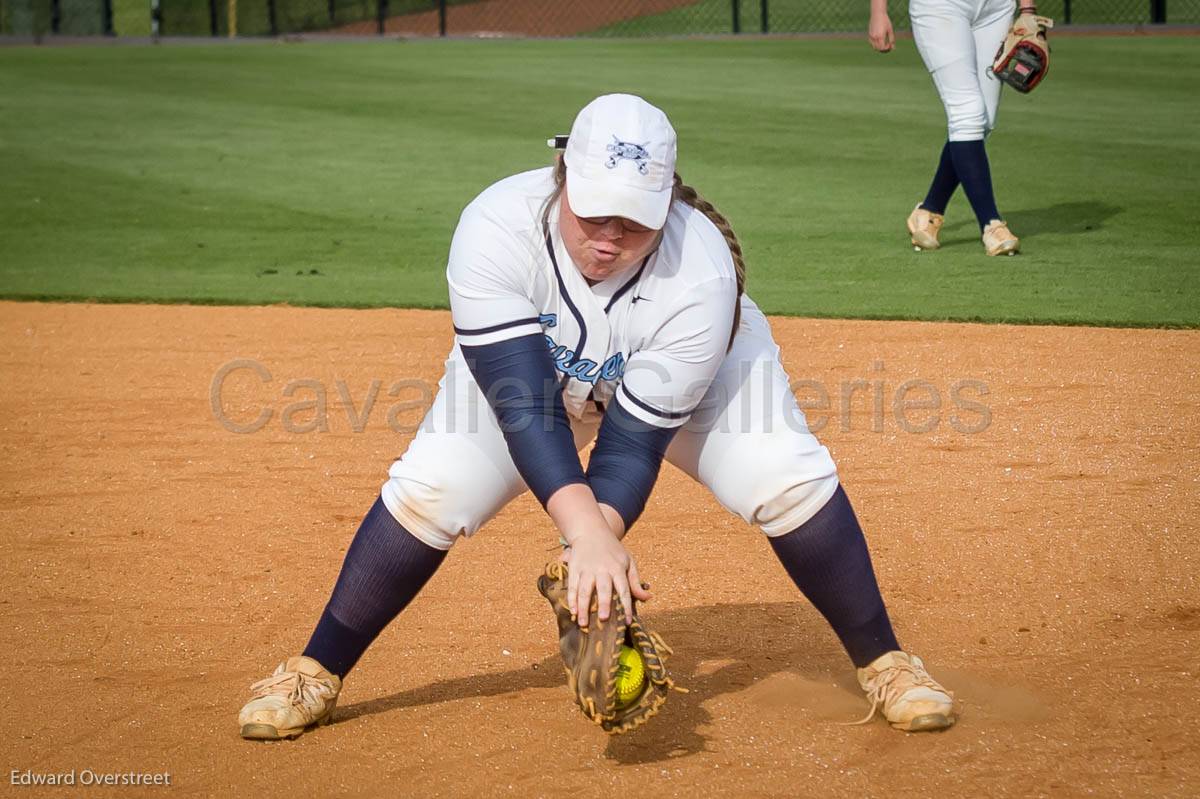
top-left (615, 645), bottom-right (646, 707)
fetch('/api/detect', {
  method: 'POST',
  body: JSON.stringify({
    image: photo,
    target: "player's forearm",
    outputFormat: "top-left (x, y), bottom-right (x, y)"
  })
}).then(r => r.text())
top-left (586, 399), bottom-right (676, 534)
top-left (547, 483), bottom-right (615, 545)
top-left (869, 0), bottom-right (889, 16)
top-left (598, 503), bottom-right (627, 541)
top-left (460, 335), bottom-right (588, 507)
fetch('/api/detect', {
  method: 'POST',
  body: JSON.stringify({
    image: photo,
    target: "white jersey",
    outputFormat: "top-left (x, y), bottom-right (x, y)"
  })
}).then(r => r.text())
top-left (446, 167), bottom-right (738, 428)
top-left (382, 168), bottom-right (837, 551)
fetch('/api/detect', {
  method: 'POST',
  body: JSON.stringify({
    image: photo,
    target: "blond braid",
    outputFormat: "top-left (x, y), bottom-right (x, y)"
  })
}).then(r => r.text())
top-left (672, 174), bottom-right (745, 350)
top-left (541, 156), bottom-right (568, 229)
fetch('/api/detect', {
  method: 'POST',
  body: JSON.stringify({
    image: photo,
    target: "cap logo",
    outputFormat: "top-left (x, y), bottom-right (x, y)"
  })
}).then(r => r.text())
top-left (605, 136), bottom-right (651, 175)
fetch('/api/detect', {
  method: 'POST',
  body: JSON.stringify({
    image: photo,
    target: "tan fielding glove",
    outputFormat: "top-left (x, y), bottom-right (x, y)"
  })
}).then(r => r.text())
top-left (537, 560), bottom-right (683, 734)
top-left (992, 11), bottom-right (1054, 93)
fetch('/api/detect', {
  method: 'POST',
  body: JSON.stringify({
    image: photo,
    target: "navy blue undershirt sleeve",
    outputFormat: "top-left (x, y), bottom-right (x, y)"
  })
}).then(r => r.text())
top-left (587, 399), bottom-right (680, 532)
top-left (460, 334), bottom-right (587, 507)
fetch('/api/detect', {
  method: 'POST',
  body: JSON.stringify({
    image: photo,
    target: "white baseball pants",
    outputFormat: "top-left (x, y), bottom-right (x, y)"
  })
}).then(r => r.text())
top-left (910, 0), bottom-right (1016, 141)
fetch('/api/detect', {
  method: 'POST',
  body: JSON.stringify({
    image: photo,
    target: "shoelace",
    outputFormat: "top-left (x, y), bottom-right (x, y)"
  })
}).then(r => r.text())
top-left (846, 660), bottom-right (942, 726)
top-left (249, 669), bottom-right (335, 709)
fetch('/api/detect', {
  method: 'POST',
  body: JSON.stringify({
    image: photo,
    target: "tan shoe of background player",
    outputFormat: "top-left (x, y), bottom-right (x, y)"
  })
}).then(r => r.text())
top-left (982, 220), bottom-right (1020, 256)
top-left (855, 651), bottom-right (956, 731)
top-left (239, 655), bottom-right (341, 740)
top-left (907, 205), bottom-right (944, 251)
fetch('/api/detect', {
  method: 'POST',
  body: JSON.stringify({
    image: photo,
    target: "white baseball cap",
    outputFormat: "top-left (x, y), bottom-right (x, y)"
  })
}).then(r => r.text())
top-left (560, 94), bottom-right (677, 230)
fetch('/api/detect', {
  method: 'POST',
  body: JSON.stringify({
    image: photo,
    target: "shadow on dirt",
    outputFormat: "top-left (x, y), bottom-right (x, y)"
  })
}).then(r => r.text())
top-left (339, 601), bottom-right (855, 765)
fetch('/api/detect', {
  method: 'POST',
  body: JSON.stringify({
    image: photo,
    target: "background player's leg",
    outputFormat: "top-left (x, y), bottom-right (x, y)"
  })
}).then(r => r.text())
top-left (975, 0), bottom-right (1015, 136)
top-left (961, 0), bottom-right (1021, 254)
top-left (932, 56), bottom-right (1003, 230)
top-left (920, 141), bottom-right (959, 216)
top-left (665, 301), bottom-right (897, 666)
top-left (912, 0), bottom-right (1002, 230)
top-left (948, 138), bottom-right (1001, 231)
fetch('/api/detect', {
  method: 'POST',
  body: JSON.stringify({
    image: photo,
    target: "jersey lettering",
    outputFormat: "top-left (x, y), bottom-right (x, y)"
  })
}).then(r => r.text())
top-left (540, 314), bottom-right (625, 385)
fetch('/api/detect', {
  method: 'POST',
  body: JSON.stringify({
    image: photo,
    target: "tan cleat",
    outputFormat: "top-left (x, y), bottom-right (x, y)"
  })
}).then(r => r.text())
top-left (239, 655), bottom-right (341, 740)
top-left (907, 205), bottom-right (945, 251)
top-left (854, 651), bottom-right (956, 731)
top-left (982, 220), bottom-right (1020, 256)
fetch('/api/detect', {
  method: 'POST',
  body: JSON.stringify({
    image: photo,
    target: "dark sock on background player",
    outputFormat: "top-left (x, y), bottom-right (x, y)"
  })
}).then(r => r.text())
top-left (948, 139), bottom-right (1002, 229)
top-left (302, 497), bottom-right (446, 677)
top-left (920, 140), bottom-right (959, 215)
top-left (768, 485), bottom-right (900, 668)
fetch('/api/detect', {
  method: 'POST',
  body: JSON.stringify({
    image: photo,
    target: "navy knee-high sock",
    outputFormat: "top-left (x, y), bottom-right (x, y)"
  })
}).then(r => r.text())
top-left (920, 141), bottom-right (959, 215)
top-left (948, 139), bottom-right (1002, 230)
top-left (302, 497), bottom-right (447, 678)
top-left (768, 485), bottom-right (900, 668)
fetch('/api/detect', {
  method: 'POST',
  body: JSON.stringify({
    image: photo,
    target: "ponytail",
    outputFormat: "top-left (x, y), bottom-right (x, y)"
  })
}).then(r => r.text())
top-left (672, 175), bottom-right (746, 350)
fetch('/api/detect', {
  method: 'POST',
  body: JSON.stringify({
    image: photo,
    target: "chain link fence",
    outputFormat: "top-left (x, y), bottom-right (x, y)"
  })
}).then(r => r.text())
top-left (3, 0), bottom-right (1198, 37)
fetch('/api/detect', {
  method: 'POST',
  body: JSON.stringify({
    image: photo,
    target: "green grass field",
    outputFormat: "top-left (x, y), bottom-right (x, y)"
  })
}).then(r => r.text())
top-left (1, 37), bottom-right (1197, 326)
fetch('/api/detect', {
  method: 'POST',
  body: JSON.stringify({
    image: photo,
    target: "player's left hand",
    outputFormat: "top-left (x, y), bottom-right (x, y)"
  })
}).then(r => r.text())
top-left (868, 12), bottom-right (895, 53)
top-left (558, 530), bottom-right (651, 627)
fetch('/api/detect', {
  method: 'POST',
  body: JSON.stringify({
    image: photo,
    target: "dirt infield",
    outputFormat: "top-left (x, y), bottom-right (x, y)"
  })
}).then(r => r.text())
top-left (2, 301), bottom-right (1197, 798)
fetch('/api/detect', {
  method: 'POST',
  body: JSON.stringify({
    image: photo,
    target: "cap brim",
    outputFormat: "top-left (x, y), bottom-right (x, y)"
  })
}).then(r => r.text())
top-left (566, 169), bottom-right (672, 230)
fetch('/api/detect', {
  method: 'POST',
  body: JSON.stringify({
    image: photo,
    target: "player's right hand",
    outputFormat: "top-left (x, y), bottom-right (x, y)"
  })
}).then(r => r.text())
top-left (561, 529), bottom-right (651, 627)
top-left (868, 12), bottom-right (895, 53)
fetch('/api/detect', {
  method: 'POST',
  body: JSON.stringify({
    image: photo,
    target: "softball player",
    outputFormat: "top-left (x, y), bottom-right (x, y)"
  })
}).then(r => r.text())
top-left (869, 0), bottom-right (1030, 255)
top-left (237, 94), bottom-right (956, 740)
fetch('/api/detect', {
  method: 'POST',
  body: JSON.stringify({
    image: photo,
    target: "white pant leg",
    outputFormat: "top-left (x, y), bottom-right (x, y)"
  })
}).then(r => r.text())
top-left (911, 0), bottom-right (1014, 141)
top-left (381, 345), bottom-right (599, 550)
top-left (665, 299), bottom-right (840, 537)
top-left (974, 2), bottom-right (1015, 136)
